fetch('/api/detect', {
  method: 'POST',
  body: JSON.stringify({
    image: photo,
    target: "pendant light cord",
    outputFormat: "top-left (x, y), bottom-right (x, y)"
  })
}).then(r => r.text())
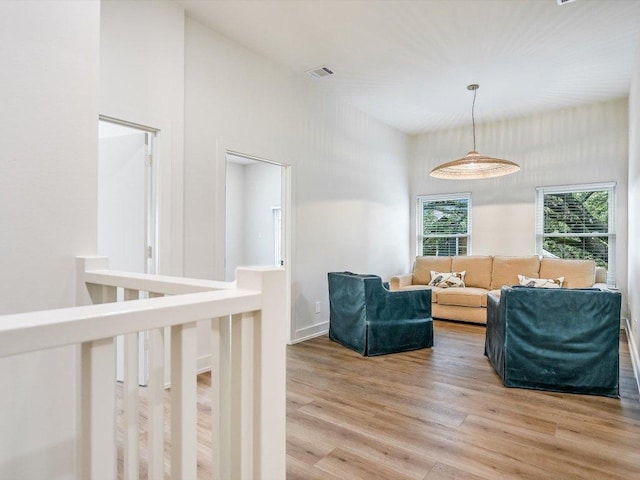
top-left (471, 87), bottom-right (477, 152)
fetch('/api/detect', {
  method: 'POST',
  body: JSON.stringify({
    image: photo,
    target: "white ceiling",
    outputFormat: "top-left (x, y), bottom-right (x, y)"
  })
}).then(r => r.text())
top-left (178, 0), bottom-right (640, 135)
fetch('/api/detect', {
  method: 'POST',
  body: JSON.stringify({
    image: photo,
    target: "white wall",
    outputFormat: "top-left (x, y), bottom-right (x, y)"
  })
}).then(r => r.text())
top-left (628, 38), bottom-right (640, 388)
top-left (184, 17), bottom-right (409, 341)
top-left (100, 0), bottom-right (185, 276)
top-left (0, 1), bottom-right (100, 478)
top-left (410, 99), bottom-right (629, 311)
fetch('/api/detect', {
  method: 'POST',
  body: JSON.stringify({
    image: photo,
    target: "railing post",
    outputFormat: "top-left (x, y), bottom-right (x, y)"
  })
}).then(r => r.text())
top-left (170, 321), bottom-right (198, 480)
top-left (211, 315), bottom-right (232, 480)
top-left (77, 338), bottom-right (117, 480)
top-left (75, 256), bottom-right (109, 306)
top-left (123, 289), bottom-right (140, 480)
top-left (229, 311), bottom-right (255, 479)
top-left (236, 267), bottom-right (287, 480)
top-left (147, 326), bottom-right (165, 480)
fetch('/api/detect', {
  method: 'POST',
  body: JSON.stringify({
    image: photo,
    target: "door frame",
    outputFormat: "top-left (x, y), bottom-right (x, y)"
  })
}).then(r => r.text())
top-left (214, 141), bottom-right (293, 343)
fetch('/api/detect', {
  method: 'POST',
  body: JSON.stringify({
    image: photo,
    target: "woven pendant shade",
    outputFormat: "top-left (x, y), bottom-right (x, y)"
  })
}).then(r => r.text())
top-left (430, 84), bottom-right (520, 180)
top-left (430, 151), bottom-right (520, 179)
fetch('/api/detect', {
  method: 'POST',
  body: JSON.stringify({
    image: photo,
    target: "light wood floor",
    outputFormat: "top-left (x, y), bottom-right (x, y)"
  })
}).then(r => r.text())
top-left (286, 320), bottom-right (640, 480)
top-left (118, 320), bottom-right (640, 479)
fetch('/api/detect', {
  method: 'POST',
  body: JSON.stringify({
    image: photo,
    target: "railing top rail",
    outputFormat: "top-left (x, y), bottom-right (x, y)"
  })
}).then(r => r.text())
top-left (0, 288), bottom-right (261, 359)
top-left (84, 269), bottom-right (233, 295)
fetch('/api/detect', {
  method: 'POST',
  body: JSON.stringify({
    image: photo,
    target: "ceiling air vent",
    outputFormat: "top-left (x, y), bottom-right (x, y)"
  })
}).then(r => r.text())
top-left (305, 66), bottom-right (334, 79)
top-left (557, 0), bottom-right (577, 5)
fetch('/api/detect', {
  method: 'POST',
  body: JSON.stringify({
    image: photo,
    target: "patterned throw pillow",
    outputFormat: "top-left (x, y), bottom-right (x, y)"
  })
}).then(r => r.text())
top-left (517, 274), bottom-right (564, 288)
top-left (429, 270), bottom-right (466, 288)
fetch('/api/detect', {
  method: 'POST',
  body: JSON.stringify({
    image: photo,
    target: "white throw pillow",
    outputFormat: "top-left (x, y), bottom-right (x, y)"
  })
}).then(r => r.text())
top-left (517, 274), bottom-right (564, 289)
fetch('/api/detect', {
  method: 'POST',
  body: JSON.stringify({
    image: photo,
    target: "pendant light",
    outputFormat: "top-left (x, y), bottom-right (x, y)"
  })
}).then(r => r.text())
top-left (429, 84), bottom-right (520, 180)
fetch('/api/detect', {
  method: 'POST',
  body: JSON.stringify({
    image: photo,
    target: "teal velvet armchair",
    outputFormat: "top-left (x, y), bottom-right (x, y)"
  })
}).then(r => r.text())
top-left (328, 272), bottom-right (433, 356)
top-left (485, 286), bottom-right (622, 397)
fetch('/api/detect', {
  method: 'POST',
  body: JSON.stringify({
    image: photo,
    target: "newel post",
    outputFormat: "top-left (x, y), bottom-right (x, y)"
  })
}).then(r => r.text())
top-left (75, 256), bottom-right (109, 306)
top-left (235, 267), bottom-right (287, 480)
top-left (74, 256), bottom-right (116, 479)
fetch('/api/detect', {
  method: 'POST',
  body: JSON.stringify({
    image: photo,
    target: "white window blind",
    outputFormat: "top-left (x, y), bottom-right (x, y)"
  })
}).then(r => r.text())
top-left (535, 182), bottom-right (616, 286)
top-left (417, 193), bottom-right (471, 257)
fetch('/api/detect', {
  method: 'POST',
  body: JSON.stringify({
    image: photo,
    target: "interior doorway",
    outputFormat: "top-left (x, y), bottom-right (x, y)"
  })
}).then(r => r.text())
top-left (98, 116), bottom-right (158, 385)
top-left (98, 117), bottom-right (157, 274)
top-left (225, 152), bottom-right (285, 281)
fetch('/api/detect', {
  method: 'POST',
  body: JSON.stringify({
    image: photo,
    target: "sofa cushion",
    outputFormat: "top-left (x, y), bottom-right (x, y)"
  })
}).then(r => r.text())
top-left (491, 255), bottom-right (540, 290)
top-left (452, 255), bottom-right (493, 289)
top-left (539, 258), bottom-right (595, 288)
top-left (437, 287), bottom-right (487, 308)
top-left (399, 284), bottom-right (443, 303)
top-left (413, 256), bottom-right (452, 285)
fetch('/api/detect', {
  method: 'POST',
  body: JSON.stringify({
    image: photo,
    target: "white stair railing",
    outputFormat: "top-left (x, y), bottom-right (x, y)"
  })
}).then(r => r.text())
top-left (0, 256), bottom-right (287, 480)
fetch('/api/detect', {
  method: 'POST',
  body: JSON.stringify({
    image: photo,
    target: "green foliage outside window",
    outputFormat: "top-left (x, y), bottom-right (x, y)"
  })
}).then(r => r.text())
top-left (421, 199), bottom-right (469, 256)
top-left (542, 191), bottom-right (609, 268)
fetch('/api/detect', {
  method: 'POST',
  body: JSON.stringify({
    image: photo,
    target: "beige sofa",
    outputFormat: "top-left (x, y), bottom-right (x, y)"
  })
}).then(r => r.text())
top-left (389, 255), bottom-right (606, 324)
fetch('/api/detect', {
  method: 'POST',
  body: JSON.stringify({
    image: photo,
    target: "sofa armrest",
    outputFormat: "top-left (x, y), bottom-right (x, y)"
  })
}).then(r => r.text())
top-left (389, 274), bottom-right (413, 291)
top-left (595, 266), bottom-right (607, 284)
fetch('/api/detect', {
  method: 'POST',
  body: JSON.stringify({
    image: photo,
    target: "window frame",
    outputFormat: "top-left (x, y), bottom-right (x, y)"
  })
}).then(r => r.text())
top-left (416, 192), bottom-right (472, 257)
top-left (535, 182), bottom-right (616, 286)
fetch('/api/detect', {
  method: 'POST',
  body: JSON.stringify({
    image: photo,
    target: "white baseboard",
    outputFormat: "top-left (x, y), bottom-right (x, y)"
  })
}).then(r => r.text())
top-left (290, 321), bottom-right (328, 344)
top-left (625, 317), bottom-right (640, 400)
top-left (197, 354), bottom-right (212, 374)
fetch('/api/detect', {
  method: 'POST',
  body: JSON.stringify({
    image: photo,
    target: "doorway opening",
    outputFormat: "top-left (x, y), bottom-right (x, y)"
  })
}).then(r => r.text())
top-left (225, 152), bottom-right (285, 281)
top-left (98, 116), bottom-right (158, 274)
top-left (98, 116), bottom-right (159, 385)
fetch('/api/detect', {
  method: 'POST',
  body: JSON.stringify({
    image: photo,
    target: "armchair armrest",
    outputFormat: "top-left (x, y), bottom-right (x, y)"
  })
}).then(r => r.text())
top-left (389, 273), bottom-right (414, 291)
top-left (365, 278), bottom-right (431, 322)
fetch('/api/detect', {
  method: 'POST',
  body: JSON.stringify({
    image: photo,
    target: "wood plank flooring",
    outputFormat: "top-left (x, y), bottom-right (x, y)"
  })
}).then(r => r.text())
top-left (117, 320), bottom-right (640, 479)
top-left (286, 320), bottom-right (640, 480)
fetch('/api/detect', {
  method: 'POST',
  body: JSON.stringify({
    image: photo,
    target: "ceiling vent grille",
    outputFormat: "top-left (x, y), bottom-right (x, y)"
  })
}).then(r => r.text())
top-left (305, 66), bottom-right (334, 79)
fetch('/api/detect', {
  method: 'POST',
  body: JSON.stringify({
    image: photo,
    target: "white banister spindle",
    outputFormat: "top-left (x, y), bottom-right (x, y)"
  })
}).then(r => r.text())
top-left (210, 315), bottom-right (232, 480)
top-left (147, 326), bottom-right (165, 480)
top-left (236, 267), bottom-right (287, 480)
top-left (78, 337), bottom-right (117, 480)
top-left (170, 321), bottom-right (198, 480)
top-left (123, 288), bottom-right (139, 480)
top-left (229, 311), bottom-right (255, 480)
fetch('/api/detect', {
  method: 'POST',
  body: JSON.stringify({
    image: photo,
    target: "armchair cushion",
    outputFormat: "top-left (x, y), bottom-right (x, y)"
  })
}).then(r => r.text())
top-left (328, 272), bottom-right (433, 356)
top-left (485, 286), bottom-right (621, 397)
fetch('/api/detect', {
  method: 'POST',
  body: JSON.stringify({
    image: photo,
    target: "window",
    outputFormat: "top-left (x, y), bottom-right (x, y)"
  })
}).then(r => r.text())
top-left (536, 182), bottom-right (616, 285)
top-left (417, 193), bottom-right (471, 256)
